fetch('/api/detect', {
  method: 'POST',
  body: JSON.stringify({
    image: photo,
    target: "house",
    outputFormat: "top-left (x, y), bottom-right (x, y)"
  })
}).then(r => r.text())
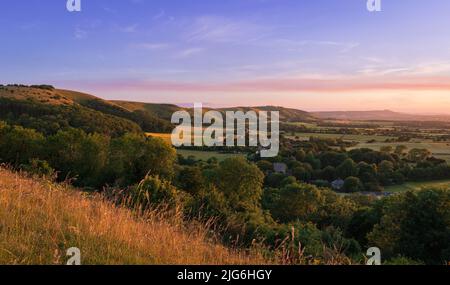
top-left (273, 163), bottom-right (287, 174)
top-left (331, 179), bottom-right (345, 190)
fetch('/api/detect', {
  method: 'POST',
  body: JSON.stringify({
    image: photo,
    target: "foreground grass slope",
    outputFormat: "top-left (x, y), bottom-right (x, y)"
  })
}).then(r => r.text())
top-left (0, 168), bottom-right (264, 265)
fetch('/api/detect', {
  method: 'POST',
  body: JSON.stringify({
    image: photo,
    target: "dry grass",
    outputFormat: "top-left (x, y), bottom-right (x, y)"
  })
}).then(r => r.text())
top-left (0, 168), bottom-right (266, 265)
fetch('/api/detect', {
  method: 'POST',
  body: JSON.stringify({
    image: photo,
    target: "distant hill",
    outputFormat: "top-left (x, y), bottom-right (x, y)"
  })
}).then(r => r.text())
top-left (0, 85), bottom-right (319, 136)
top-left (114, 101), bottom-right (317, 123)
top-left (313, 110), bottom-right (450, 122)
top-left (218, 106), bottom-right (317, 122)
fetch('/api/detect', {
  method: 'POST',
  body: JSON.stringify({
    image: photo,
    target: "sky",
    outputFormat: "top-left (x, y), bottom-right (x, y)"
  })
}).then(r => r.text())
top-left (1, 0), bottom-right (450, 113)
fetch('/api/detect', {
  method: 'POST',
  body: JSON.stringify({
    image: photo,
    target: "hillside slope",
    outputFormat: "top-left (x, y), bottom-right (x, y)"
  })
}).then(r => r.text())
top-left (0, 85), bottom-right (172, 134)
top-left (0, 168), bottom-right (264, 265)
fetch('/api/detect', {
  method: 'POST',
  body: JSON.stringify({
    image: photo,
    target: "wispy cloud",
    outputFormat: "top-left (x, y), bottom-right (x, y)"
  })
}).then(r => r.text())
top-left (173, 47), bottom-right (205, 59)
top-left (153, 10), bottom-right (165, 20)
top-left (130, 42), bottom-right (170, 50)
top-left (74, 26), bottom-right (87, 39)
top-left (185, 15), bottom-right (270, 44)
top-left (268, 39), bottom-right (360, 53)
top-left (119, 24), bottom-right (138, 33)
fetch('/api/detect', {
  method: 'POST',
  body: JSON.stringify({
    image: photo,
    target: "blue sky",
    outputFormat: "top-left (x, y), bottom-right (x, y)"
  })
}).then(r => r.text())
top-left (1, 0), bottom-right (450, 113)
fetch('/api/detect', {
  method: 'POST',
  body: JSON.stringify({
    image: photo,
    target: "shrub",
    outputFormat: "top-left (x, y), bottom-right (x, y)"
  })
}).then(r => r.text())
top-left (21, 159), bottom-right (55, 178)
top-left (129, 175), bottom-right (181, 211)
top-left (343, 176), bottom-right (363, 193)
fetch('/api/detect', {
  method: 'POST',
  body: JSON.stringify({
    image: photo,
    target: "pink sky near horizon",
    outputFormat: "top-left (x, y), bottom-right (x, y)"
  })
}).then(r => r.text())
top-left (57, 75), bottom-right (450, 115)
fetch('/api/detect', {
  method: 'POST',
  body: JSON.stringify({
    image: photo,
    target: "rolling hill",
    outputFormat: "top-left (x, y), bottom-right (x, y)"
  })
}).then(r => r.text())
top-left (114, 100), bottom-right (317, 123)
top-left (0, 85), bottom-right (173, 135)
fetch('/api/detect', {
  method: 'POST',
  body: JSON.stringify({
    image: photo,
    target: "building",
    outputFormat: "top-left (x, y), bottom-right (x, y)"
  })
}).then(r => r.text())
top-left (331, 179), bottom-right (345, 190)
top-left (273, 163), bottom-right (287, 174)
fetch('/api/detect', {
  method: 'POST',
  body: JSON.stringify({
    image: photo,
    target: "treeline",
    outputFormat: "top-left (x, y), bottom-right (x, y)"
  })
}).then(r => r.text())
top-left (0, 122), bottom-right (175, 187)
top-left (257, 137), bottom-right (450, 193)
top-left (0, 84), bottom-right (55, 90)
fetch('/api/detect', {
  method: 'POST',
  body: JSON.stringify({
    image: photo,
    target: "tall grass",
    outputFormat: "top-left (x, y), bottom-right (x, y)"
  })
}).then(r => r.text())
top-left (0, 168), bottom-right (265, 265)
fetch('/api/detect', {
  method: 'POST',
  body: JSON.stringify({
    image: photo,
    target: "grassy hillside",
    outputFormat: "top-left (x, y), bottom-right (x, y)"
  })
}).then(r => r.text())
top-left (0, 168), bottom-right (265, 265)
top-left (113, 100), bottom-right (185, 121)
top-left (0, 85), bottom-right (172, 134)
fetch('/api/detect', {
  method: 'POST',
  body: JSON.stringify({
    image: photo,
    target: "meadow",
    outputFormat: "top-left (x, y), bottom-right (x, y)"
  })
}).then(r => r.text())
top-left (0, 168), bottom-right (264, 265)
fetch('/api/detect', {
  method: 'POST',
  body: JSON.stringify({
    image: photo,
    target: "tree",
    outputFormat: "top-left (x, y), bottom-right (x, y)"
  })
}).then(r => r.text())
top-left (215, 157), bottom-right (264, 212)
top-left (272, 183), bottom-right (325, 223)
top-left (295, 149), bottom-right (306, 161)
top-left (0, 124), bottom-right (44, 167)
top-left (256, 160), bottom-right (273, 172)
top-left (408, 148), bottom-right (431, 162)
top-left (394, 145), bottom-right (408, 156)
top-left (357, 162), bottom-right (377, 183)
top-left (343, 176), bottom-right (363, 193)
top-left (292, 166), bottom-right (312, 182)
top-left (378, 160), bottom-right (395, 185)
top-left (378, 160), bottom-right (394, 174)
top-left (336, 158), bottom-right (358, 179)
top-left (106, 134), bottom-right (176, 186)
top-left (321, 165), bottom-right (337, 181)
top-left (177, 166), bottom-right (205, 195)
top-left (368, 188), bottom-right (450, 264)
top-left (45, 128), bottom-right (109, 186)
top-left (320, 151), bottom-right (347, 167)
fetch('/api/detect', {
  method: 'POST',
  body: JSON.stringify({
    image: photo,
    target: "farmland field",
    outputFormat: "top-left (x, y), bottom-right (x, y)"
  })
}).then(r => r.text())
top-left (177, 149), bottom-right (246, 161)
top-left (353, 141), bottom-right (450, 162)
top-left (285, 132), bottom-right (391, 143)
top-left (147, 133), bottom-right (246, 161)
top-left (385, 180), bottom-right (450, 193)
top-left (285, 131), bottom-right (450, 162)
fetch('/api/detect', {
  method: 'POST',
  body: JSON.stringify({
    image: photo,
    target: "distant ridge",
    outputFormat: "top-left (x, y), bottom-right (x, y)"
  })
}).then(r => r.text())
top-left (313, 110), bottom-right (450, 122)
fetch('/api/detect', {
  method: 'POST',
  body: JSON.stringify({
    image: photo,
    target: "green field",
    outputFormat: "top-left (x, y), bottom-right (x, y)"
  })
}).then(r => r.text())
top-left (177, 149), bottom-right (246, 162)
top-left (385, 180), bottom-right (450, 193)
top-left (354, 142), bottom-right (450, 162)
top-left (285, 131), bottom-right (450, 162)
top-left (286, 132), bottom-right (392, 143)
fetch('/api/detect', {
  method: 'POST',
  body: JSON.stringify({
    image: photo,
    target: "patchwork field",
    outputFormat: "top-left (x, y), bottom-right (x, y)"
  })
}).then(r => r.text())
top-left (286, 131), bottom-right (450, 162)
